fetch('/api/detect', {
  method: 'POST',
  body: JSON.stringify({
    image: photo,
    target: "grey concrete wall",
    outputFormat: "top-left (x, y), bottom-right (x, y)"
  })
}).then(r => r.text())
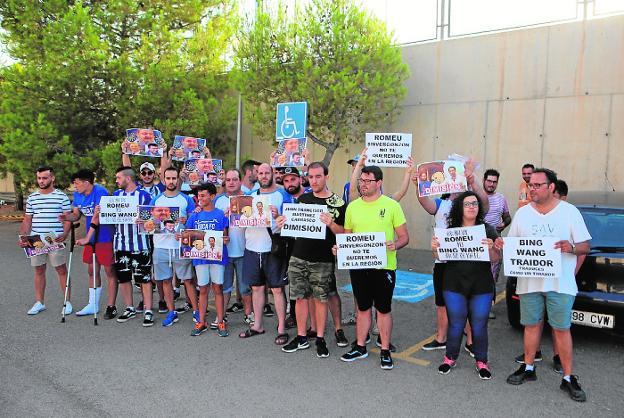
top-left (242, 15), bottom-right (624, 249)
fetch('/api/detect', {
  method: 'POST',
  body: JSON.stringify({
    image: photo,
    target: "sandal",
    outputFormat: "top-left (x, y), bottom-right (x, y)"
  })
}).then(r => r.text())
top-left (239, 328), bottom-right (265, 339)
top-left (274, 332), bottom-right (289, 345)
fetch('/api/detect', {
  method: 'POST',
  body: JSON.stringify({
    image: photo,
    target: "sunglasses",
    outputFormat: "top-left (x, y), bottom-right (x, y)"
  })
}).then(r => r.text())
top-left (141, 170), bottom-right (154, 175)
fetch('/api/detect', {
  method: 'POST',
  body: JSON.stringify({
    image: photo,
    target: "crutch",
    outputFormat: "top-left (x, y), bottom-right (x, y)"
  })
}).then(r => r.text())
top-left (61, 222), bottom-right (79, 323)
top-left (91, 224), bottom-right (100, 326)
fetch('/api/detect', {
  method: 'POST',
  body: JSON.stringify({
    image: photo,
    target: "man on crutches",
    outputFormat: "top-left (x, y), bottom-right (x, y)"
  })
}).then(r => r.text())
top-left (60, 169), bottom-right (117, 318)
top-left (61, 222), bottom-right (79, 323)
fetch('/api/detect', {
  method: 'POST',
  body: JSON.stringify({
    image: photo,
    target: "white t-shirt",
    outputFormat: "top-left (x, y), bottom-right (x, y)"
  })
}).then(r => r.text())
top-left (214, 193), bottom-right (245, 258)
top-left (508, 200), bottom-right (591, 296)
top-left (245, 189), bottom-right (290, 253)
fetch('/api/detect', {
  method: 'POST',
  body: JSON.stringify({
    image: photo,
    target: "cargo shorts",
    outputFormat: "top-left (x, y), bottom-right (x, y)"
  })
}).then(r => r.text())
top-left (288, 256), bottom-right (335, 302)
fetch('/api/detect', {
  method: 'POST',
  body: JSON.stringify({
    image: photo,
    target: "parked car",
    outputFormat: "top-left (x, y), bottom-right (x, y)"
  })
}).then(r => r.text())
top-left (506, 191), bottom-right (624, 335)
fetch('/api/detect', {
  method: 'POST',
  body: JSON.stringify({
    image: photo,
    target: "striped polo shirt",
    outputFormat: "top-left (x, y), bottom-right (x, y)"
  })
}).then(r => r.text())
top-left (484, 192), bottom-right (510, 227)
top-left (113, 188), bottom-right (152, 252)
top-left (25, 189), bottom-right (71, 235)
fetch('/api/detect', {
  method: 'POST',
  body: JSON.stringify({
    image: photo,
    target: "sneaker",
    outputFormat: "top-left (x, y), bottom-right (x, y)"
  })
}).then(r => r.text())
top-left (285, 316), bottom-right (296, 329)
top-left (210, 316), bottom-right (227, 330)
top-left (464, 344), bottom-right (475, 358)
top-left (514, 350), bottom-right (543, 364)
top-left (63, 301), bottom-right (73, 315)
top-left (506, 364), bottom-right (537, 385)
top-left (175, 302), bottom-right (191, 314)
top-left (476, 361), bottom-right (492, 380)
top-left (560, 375), bottom-right (587, 402)
top-left (27, 301), bottom-right (46, 315)
top-left (193, 310), bottom-right (200, 324)
top-left (488, 310), bottom-right (496, 320)
top-left (142, 311), bottom-right (154, 327)
top-left (158, 300), bottom-right (168, 314)
top-left (438, 356), bottom-right (457, 374)
top-left (226, 302), bottom-right (244, 313)
top-left (335, 329), bottom-right (349, 347)
top-left (162, 311), bottom-right (179, 327)
top-left (316, 338), bottom-right (330, 358)
top-left (282, 336), bottom-right (310, 353)
top-left (341, 311), bottom-right (357, 326)
top-left (104, 305), bottom-right (117, 320)
top-left (116, 307), bottom-right (136, 323)
top-left (173, 287), bottom-right (181, 301)
top-left (380, 349), bottom-right (394, 370)
top-left (136, 300), bottom-right (144, 313)
top-left (340, 345), bottom-right (368, 362)
top-left (375, 336), bottom-right (396, 353)
top-left (306, 328), bottom-right (317, 339)
top-left (244, 313), bottom-right (255, 326)
top-left (553, 355), bottom-right (563, 374)
top-left (263, 304), bottom-right (274, 317)
top-left (217, 321), bottom-right (229, 337)
top-left (422, 339), bottom-right (446, 351)
top-left (191, 322), bottom-right (208, 336)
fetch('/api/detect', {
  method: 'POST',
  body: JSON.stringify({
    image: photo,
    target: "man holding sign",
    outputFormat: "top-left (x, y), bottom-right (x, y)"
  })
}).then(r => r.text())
top-left (339, 165), bottom-right (409, 370)
top-left (504, 168), bottom-right (591, 403)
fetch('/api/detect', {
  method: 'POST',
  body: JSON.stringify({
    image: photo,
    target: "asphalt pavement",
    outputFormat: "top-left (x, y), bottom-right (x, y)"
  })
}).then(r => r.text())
top-left (1, 220), bottom-right (622, 417)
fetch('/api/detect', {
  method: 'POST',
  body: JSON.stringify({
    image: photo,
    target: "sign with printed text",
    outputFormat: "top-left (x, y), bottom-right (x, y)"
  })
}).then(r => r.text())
top-left (180, 229), bottom-right (223, 261)
top-left (99, 195), bottom-right (139, 224)
top-left (20, 233), bottom-right (65, 258)
top-left (229, 195), bottom-right (272, 228)
top-left (276, 102), bottom-right (307, 141)
top-left (434, 224), bottom-right (489, 262)
top-left (503, 237), bottom-right (562, 279)
top-left (336, 232), bottom-right (387, 270)
top-left (365, 133), bottom-right (412, 167)
top-left (416, 160), bottom-right (468, 197)
top-left (280, 203), bottom-right (327, 239)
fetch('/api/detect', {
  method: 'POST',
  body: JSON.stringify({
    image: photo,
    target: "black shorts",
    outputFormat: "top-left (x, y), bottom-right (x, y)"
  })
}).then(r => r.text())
top-left (433, 263), bottom-right (446, 307)
top-left (114, 251), bottom-right (152, 284)
top-left (350, 269), bottom-right (396, 314)
top-left (243, 249), bottom-right (288, 289)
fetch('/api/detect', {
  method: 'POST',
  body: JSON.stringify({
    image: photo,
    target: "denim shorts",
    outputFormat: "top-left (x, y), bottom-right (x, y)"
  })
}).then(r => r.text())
top-left (519, 291), bottom-right (575, 330)
top-left (195, 264), bottom-right (225, 287)
top-left (223, 256), bottom-right (249, 295)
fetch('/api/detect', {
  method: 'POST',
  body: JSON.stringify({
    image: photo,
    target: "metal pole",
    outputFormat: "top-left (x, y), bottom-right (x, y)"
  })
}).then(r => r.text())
top-left (236, 93), bottom-right (243, 169)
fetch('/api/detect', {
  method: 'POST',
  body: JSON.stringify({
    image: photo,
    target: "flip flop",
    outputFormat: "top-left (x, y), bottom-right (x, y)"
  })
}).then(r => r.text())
top-left (274, 333), bottom-right (289, 345)
top-left (239, 328), bottom-right (265, 339)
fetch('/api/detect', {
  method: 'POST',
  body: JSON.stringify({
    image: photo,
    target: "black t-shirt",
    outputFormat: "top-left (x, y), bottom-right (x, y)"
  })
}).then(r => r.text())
top-left (291, 192), bottom-right (347, 263)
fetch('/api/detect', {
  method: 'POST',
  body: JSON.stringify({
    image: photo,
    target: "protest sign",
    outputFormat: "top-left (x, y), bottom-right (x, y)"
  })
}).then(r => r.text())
top-left (137, 205), bottom-right (180, 235)
top-left (434, 225), bottom-right (489, 262)
top-left (503, 237), bottom-right (562, 278)
top-left (180, 230), bottom-right (223, 261)
top-left (271, 138), bottom-right (307, 167)
top-left (123, 128), bottom-right (165, 157)
top-left (99, 195), bottom-right (139, 225)
top-left (172, 135), bottom-right (207, 161)
top-left (20, 233), bottom-right (65, 258)
top-left (364, 133), bottom-right (412, 167)
top-left (229, 195), bottom-right (272, 228)
top-left (280, 203), bottom-right (327, 239)
top-left (184, 158), bottom-right (223, 186)
top-left (336, 232), bottom-right (387, 269)
top-left (416, 160), bottom-right (468, 197)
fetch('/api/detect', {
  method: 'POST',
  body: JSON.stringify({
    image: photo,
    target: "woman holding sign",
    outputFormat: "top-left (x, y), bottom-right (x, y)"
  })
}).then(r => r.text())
top-left (431, 191), bottom-right (501, 380)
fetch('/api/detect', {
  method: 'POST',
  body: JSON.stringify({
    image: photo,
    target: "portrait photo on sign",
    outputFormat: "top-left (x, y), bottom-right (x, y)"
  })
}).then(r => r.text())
top-left (180, 229), bottom-right (223, 261)
top-left (20, 232), bottom-right (66, 258)
top-left (416, 160), bottom-right (467, 197)
top-left (229, 195), bottom-right (271, 228)
top-left (271, 138), bottom-right (307, 167)
top-left (184, 158), bottom-right (223, 186)
top-left (171, 135), bottom-right (207, 161)
top-left (123, 128), bottom-right (165, 157)
top-left (137, 205), bottom-right (180, 235)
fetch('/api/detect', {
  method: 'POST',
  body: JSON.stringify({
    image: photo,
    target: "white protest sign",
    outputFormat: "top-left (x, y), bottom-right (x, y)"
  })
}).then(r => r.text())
top-left (365, 133), bottom-right (412, 167)
top-left (280, 203), bottom-right (327, 239)
top-left (503, 237), bottom-right (562, 279)
top-left (434, 224), bottom-right (489, 262)
top-left (336, 232), bottom-right (387, 269)
top-left (99, 195), bottom-right (139, 225)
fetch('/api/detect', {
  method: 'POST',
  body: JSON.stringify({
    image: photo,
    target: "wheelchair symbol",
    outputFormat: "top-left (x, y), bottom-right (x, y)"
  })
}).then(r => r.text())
top-left (280, 105), bottom-right (301, 139)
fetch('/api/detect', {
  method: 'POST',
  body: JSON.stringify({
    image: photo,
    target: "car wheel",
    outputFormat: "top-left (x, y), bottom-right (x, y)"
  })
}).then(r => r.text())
top-left (506, 277), bottom-right (522, 330)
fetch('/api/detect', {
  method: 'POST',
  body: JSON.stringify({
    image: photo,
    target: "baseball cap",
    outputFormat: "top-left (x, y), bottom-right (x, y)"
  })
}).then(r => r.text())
top-left (140, 162), bottom-right (156, 172)
top-left (276, 167), bottom-right (300, 177)
top-left (347, 154), bottom-right (360, 164)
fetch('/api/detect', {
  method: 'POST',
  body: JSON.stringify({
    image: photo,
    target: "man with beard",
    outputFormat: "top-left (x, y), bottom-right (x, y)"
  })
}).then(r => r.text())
top-left (241, 160), bottom-right (261, 194)
top-left (19, 166), bottom-right (72, 315)
top-left (482, 169), bottom-right (511, 289)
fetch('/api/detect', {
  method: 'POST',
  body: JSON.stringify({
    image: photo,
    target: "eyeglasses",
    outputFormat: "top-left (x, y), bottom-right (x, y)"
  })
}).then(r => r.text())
top-left (463, 201), bottom-right (479, 208)
top-left (141, 171), bottom-right (154, 175)
top-left (357, 178), bottom-right (378, 185)
top-left (528, 182), bottom-right (549, 190)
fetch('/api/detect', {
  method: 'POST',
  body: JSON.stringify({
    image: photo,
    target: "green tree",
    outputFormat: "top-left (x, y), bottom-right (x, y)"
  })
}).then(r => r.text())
top-left (0, 0), bottom-right (236, 208)
top-left (234, 0), bottom-right (410, 165)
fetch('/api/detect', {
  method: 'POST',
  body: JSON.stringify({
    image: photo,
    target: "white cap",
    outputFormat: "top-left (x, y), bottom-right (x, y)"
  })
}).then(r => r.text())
top-left (140, 162), bottom-right (155, 172)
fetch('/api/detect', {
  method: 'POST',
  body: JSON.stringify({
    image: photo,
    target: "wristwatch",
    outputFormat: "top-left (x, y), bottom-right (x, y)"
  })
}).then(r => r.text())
top-left (571, 243), bottom-right (576, 255)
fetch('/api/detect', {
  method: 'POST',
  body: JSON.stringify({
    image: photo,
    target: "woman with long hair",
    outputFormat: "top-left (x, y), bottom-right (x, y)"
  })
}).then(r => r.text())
top-left (431, 191), bottom-right (502, 379)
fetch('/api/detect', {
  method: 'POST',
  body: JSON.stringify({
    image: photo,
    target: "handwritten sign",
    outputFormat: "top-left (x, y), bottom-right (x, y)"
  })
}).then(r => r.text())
top-left (280, 203), bottom-right (327, 239)
top-left (99, 195), bottom-right (139, 224)
top-left (434, 225), bottom-right (489, 262)
top-left (503, 237), bottom-right (562, 278)
top-left (336, 232), bottom-right (387, 269)
top-left (365, 133), bottom-right (412, 167)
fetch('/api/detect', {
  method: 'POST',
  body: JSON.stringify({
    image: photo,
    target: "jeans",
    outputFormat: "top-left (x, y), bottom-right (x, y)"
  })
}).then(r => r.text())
top-left (443, 291), bottom-right (493, 362)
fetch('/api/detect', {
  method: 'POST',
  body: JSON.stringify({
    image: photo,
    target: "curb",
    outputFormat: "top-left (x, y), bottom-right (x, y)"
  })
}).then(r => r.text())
top-left (0, 215), bottom-right (24, 221)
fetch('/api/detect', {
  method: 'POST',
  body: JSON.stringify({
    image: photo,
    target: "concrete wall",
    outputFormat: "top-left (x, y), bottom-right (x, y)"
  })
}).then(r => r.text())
top-left (244, 15), bottom-right (624, 249)
top-left (0, 172), bottom-right (14, 193)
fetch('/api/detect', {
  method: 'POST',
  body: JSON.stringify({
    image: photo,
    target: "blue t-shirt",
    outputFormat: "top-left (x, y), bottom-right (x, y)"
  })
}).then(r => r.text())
top-left (73, 184), bottom-right (114, 244)
top-left (185, 208), bottom-right (229, 266)
top-left (140, 182), bottom-right (165, 200)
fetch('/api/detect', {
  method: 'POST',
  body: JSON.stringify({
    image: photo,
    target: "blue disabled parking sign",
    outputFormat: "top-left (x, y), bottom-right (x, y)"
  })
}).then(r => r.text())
top-left (276, 102), bottom-right (307, 141)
